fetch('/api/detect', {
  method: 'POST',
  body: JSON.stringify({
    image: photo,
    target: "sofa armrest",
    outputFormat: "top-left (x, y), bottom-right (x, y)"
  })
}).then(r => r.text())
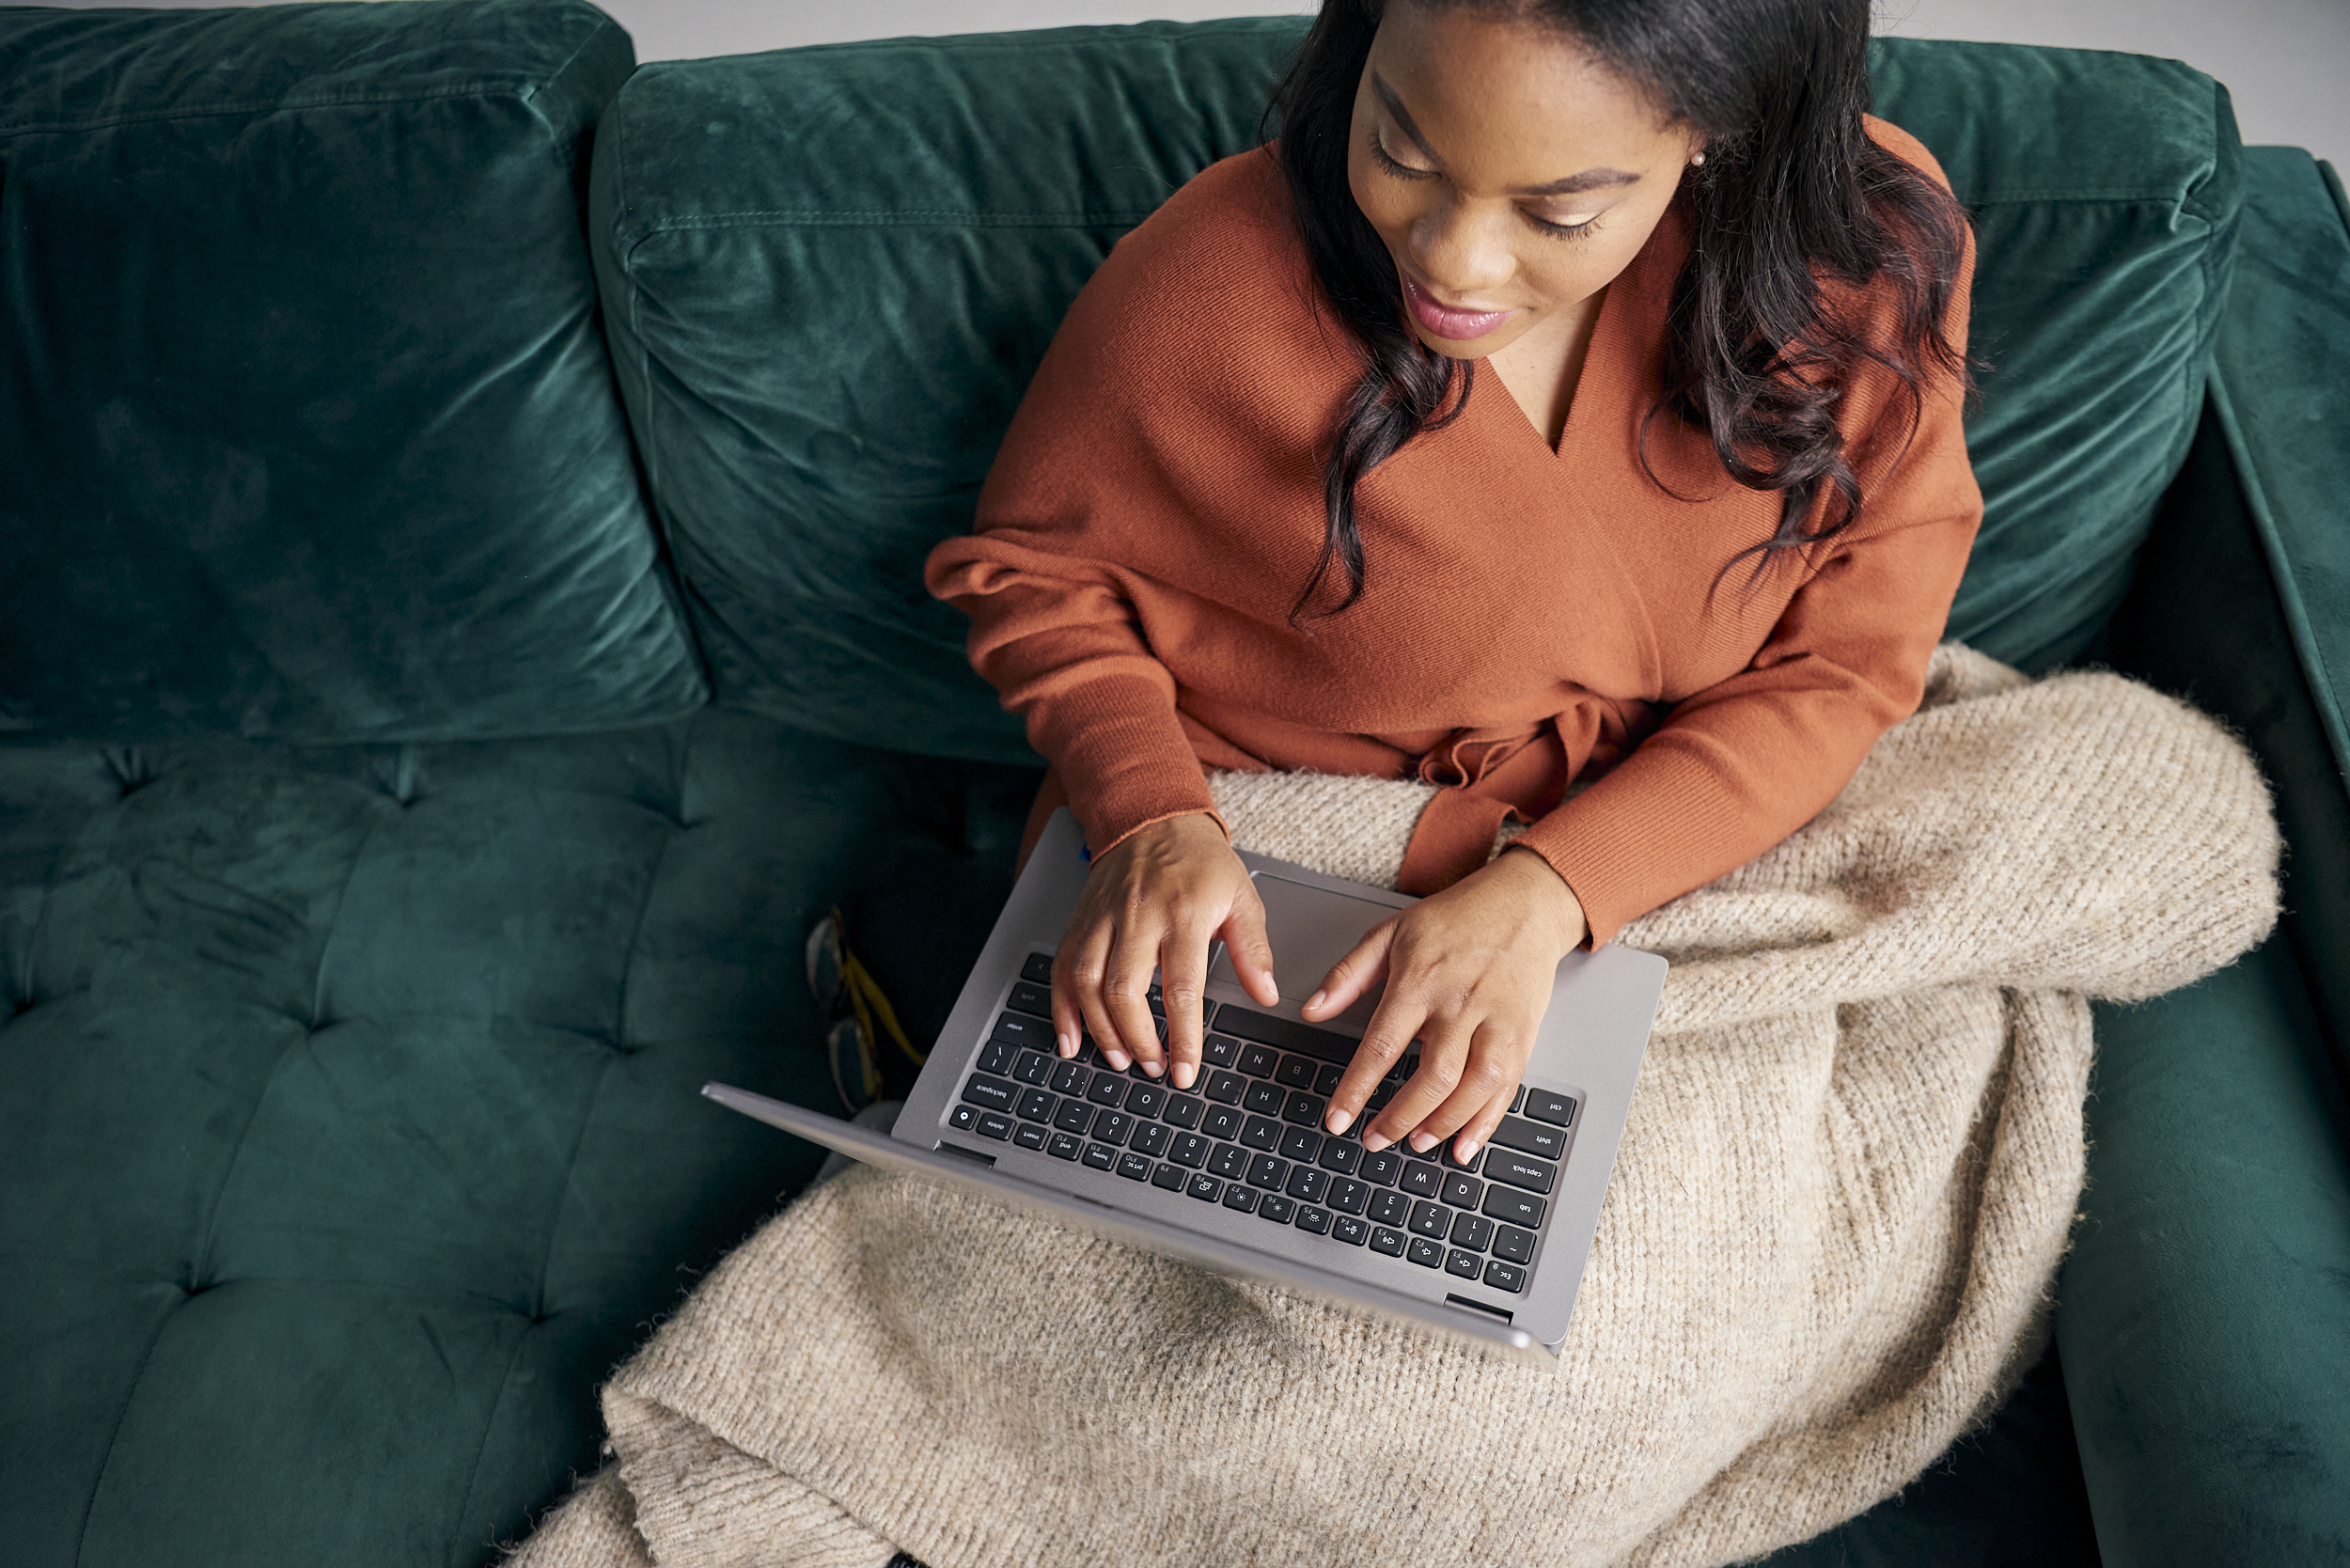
top-left (2062, 145), bottom-right (2350, 1566)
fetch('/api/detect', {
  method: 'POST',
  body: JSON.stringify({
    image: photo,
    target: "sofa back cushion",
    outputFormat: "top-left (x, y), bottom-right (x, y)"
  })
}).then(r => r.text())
top-left (591, 23), bottom-right (2241, 764)
top-left (0, 0), bottom-right (708, 742)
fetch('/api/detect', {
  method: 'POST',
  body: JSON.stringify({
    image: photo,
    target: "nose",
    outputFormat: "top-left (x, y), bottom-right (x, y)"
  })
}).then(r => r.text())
top-left (1410, 193), bottom-right (1515, 299)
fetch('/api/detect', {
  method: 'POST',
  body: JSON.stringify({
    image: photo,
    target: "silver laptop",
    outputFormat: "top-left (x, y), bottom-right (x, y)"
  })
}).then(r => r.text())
top-left (706, 808), bottom-right (1665, 1358)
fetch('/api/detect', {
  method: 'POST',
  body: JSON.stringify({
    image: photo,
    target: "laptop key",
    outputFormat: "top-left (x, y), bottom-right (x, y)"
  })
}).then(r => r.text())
top-left (1052, 1100), bottom-right (1093, 1135)
top-left (1408, 1201), bottom-right (1450, 1240)
top-left (1014, 1123), bottom-right (1048, 1152)
top-left (1131, 1121), bottom-right (1172, 1158)
top-left (1048, 1132), bottom-right (1083, 1160)
top-left (1203, 1070), bottom-right (1245, 1105)
top-left (1187, 1173), bottom-right (1222, 1201)
top-left (1211, 1004), bottom-right (1356, 1065)
top-left (1370, 1191), bottom-right (1410, 1226)
top-left (1314, 1062), bottom-right (1344, 1097)
top-left (991, 1011), bottom-right (1054, 1051)
top-left (1090, 1110), bottom-right (1132, 1147)
top-left (1408, 1237), bottom-right (1446, 1268)
top-left (1274, 1055), bottom-right (1317, 1090)
top-left (1201, 1034), bottom-right (1240, 1068)
top-left (1490, 1114), bottom-right (1566, 1159)
top-left (1164, 1093), bottom-right (1204, 1130)
top-left (1286, 1167), bottom-right (1328, 1203)
top-left (978, 1112), bottom-right (1014, 1141)
top-left (1152, 1161), bottom-right (1186, 1190)
top-left (1400, 1161), bottom-right (1442, 1199)
top-left (1370, 1227), bottom-right (1407, 1257)
top-left (1008, 981), bottom-right (1051, 1018)
top-left (1081, 1142), bottom-right (1116, 1171)
top-left (1011, 1050), bottom-right (1054, 1087)
top-left (1015, 1089), bottom-right (1056, 1123)
top-left (1295, 1205), bottom-right (1332, 1235)
top-left (1202, 1105), bottom-right (1244, 1141)
top-left (1283, 1091), bottom-right (1325, 1127)
top-left (1450, 1213), bottom-right (1495, 1251)
top-left (1279, 1125), bottom-right (1322, 1163)
top-left (1222, 1184), bottom-right (1259, 1215)
top-left (959, 1074), bottom-right (1018, 1113)
top-left (1486, 1152), bottom-right (1558, 1195)
top-left (1482, 1187), bottom-right (1547, 1229)
top-left (1522, 1089), bottom-right (1576, 1126)
top-left (1246, 1154), bottom-right (1288, 1191)
top-left (1243, 1081), bottom-right (1286, 1116)
top-left (1086, 1075), bottom-right (1127, 1108)
top-left (1170, 1133), bottom-right (1210, 1168)
top-left (948, 1105), bottom-right (979, 1133)
top-left (1125, 1083), bottom-right (1167, 1120)
top-left (1334, 1215), bottom-right (1371, 1247)
top-left (1483, 1259), bottom-right (1528, 1294)
top-left (1318, 1140), bottom-right (1361, 1175)
top-left (978, 1041), bottom-right (1015, 1075)
top-left (1237, 1043), bottom-right (1279, 1078)
top-left (1049, 1059), bottom-right (1089, 1095)
top-left (1258, 1194), bottom-right (1295, 1224)
top-left (1492, 1224), bottom-right (1536, 1263)
top-left (1209, 1144), bottom-right (1250, 1180)
top-left (1509, 1085), bottom-right (1525, 1113)
top-left (1441, 1173), bottom-right (1483, 1209)
top-left (1117, 1151), bottom-right (1153, 1181)
top-left (1327, 1177), bottom-right (1369, 1215)
top-left (1240, 1115), bottom-right (1282, 1152)
top-left (1021, 951), bottom-right (1055, 985)
top-left (1444, 1247), bottom-right (1483, 1279)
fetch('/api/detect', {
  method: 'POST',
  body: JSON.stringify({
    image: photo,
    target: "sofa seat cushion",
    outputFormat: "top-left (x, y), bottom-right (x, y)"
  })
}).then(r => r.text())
top-left (0, 0), bottom-right (706, 742)
top-left (0, 712), bottom-right (1038, 1565)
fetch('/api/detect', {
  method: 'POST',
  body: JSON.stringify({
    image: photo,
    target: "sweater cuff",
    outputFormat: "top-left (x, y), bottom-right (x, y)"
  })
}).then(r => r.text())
top-left (1027, 674), bottom-right (1222, 856)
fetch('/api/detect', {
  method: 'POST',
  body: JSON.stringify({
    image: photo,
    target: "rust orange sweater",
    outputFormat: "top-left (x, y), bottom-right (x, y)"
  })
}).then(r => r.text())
top-left (926, 127), bottom-right (1980, 946)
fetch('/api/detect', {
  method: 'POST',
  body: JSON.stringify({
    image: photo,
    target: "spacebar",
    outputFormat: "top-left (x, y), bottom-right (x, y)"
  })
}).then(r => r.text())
top-left (1210, 1005), bottom-right (1357, 1064)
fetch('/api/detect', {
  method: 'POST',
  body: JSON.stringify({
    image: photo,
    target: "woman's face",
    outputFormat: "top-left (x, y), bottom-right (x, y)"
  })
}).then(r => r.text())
top-left (1346, 3), bottom-right (1701, 360)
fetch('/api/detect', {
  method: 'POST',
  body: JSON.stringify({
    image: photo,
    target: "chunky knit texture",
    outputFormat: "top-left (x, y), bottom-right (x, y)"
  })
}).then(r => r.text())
top-left (509, 647), bottom-right (2277, 1568)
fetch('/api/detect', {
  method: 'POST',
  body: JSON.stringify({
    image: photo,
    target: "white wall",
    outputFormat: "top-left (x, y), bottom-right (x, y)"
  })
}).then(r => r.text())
top-left (39, 0), bottom-right (2349, 162)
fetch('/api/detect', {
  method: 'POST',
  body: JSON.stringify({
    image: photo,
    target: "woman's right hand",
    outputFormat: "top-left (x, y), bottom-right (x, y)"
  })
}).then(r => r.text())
top-left (1051, 812), bottom-right (1279, 1089)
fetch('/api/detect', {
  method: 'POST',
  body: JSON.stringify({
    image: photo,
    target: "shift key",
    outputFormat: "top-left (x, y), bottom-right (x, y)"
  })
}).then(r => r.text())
top-left (1485, 1150), bottom-right (1557, 1195)
top-left (1489, 1115), bottom-right (1567, 1160)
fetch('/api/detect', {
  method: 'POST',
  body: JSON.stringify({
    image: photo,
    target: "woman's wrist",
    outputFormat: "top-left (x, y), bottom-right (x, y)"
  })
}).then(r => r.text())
top-left (1498, 844), bottom-right (1590, 951)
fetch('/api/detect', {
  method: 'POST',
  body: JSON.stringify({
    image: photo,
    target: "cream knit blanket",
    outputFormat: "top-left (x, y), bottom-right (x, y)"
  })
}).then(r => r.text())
top-left (510, 646), bottom-right (2279, 1568)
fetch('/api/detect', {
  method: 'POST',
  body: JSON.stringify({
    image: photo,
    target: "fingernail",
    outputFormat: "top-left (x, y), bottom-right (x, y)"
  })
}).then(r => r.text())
top-left (1105, 1048), bottom-right (1131, 1071)
top-left (1456, 1138), bottom-right (1480, 1161)
top-left (1057, 1031), bottom-right (1074, 1057)
top-left (1173, 1062), bottom-right (1197, 1090)
top-left (1305, 989), bottom-right (1325, 1011)
top-left (1362, 1131), bottom-right (1389, 1152)
top-left (1325, 1108), bottom-right (1353, 1135)
top-left (1408, 1132), bottom-right (1436, 1153)
top-left (1143, 1059), bottom-right (1164, 1078)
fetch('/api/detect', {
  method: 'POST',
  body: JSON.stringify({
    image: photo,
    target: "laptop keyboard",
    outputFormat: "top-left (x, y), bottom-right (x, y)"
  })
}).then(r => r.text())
top-left (944, 952), bottom-right (1578, 1297)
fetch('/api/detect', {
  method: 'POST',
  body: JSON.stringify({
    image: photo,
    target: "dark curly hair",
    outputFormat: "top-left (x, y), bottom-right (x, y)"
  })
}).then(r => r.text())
top-left (1271, 0), bottom-right (1974, 619)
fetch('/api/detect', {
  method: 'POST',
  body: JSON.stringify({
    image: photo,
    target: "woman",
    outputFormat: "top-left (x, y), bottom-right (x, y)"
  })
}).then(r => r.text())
top-left (926, 0), bottom-right (1977, 1168)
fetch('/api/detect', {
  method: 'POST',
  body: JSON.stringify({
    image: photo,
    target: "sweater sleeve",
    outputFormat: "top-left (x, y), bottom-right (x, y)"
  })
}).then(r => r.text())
top-left (1515, 187), bottom-right (1982, 946)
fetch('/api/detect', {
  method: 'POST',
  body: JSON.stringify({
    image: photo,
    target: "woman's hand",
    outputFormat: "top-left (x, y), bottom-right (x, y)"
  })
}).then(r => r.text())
top-left (1051, 813), bottom-right (1279, 1088)
top-left (1309, 847), bottom-right (1588, 1161)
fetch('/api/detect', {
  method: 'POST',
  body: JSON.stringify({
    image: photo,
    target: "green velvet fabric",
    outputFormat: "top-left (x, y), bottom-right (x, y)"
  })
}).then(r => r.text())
top-left (2081, 393), bottom-right (2350, 1562)
top-left (0, 715), bottom-right (1039, 1565)
top-left (0, 0), bottom-right (707, 742)
top-left (1869, 41), bottom-right (2242, 671)
top-left (589, 24), bottom-right (2239, 766)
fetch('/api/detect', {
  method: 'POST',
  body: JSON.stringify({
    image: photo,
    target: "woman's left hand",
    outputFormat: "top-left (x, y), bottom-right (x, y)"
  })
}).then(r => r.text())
top-left (1309, 847), bottom-right (1589, 1162)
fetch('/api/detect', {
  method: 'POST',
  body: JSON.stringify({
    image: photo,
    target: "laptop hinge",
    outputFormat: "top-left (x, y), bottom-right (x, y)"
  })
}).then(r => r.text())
top-left (1445, 1294), bottom-right (1513, 1325)
top-left (932, 1141), bottom-right (997, 1168)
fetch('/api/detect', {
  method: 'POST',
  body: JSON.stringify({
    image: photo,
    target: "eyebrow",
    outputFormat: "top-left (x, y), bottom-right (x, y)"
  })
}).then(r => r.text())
top-left (1371, 71), bottom-right (1642, 197)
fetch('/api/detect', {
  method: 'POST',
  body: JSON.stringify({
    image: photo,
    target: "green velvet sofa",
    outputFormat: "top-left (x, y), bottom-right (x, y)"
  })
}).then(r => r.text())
top-left (3, 3), bottom-right (2344, 1564)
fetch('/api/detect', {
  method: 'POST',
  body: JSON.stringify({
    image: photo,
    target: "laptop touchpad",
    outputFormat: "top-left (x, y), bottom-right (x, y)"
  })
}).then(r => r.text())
top-left (1211, 872), bottom-right (1396, 1019)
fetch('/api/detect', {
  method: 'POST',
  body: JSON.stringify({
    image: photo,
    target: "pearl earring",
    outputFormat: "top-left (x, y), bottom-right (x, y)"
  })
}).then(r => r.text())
top-left (1690, 151), bottom-right (1706, 166)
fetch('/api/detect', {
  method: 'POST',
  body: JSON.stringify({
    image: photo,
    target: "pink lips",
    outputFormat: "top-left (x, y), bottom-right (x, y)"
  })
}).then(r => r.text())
top-left (1402, 274), bottom-right (1513, 342)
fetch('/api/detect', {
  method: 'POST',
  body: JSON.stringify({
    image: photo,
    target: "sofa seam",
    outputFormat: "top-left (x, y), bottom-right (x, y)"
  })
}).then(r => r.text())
top-left (69, 1291), bottom-right (180, 1568)
top-left (446, 1317), bottom-right (542, 1568)
top-left (0, 82), bottom-right (534, 139)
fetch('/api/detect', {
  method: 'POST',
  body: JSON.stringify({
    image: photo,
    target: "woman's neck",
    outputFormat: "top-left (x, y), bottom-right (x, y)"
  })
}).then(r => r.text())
top-left (1486, 285), bottom-right (1608, 452)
